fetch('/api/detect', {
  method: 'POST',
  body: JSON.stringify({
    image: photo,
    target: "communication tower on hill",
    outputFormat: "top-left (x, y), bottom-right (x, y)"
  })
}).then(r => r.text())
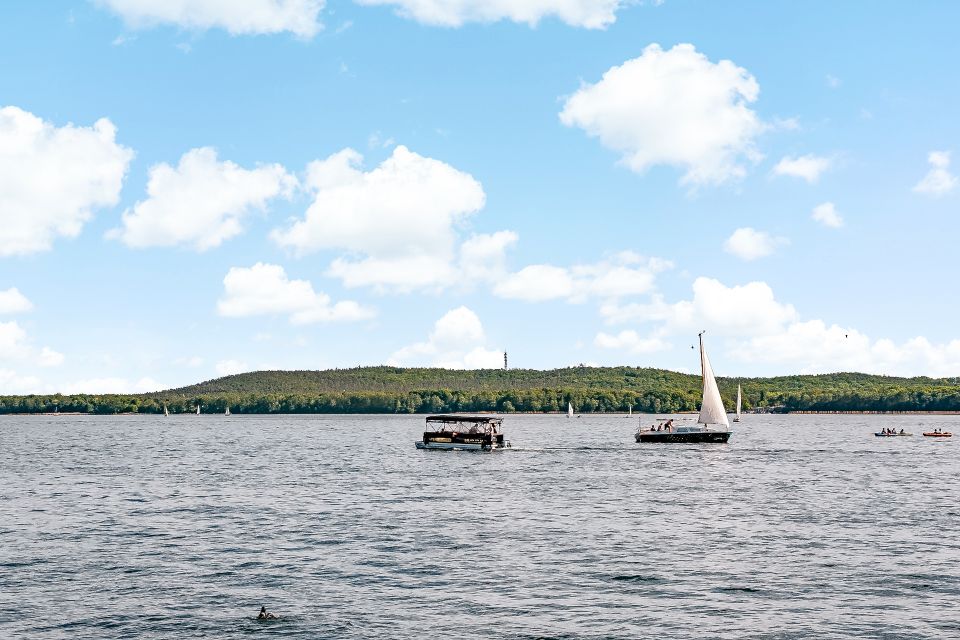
top-left (503, 351), bottom-right (508, 371)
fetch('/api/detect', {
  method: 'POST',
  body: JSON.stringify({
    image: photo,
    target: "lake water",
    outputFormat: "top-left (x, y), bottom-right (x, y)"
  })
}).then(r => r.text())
top-left (3, 413), bottom-right (960, 639)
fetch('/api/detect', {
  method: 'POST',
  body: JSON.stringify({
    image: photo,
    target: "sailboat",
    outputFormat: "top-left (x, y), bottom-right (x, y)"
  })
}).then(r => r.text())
top-left (734, 384), bottom-right (742, 423)
top-left (225, 407), bottom-right (231, 416)
top-left (196, 404), bottom-right (201, 415)
top-left (567, 402), bottom-right (574, 418)
top-left (163, 405), bottom-right (169, 417)
top-left (636, 332), bottom-right (732, 443)
top-left (628, 405), bottom-right (632, 417)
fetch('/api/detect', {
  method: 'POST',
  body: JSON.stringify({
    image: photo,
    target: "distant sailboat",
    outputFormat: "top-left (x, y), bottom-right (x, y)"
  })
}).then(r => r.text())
top-left (636, 332), bottom-right (732, 443)
top-left (628, 405), bottom-right (632, 417)
top-left (225, 407), bottom-right (231, 416)
top-left (196, 404), bottom-right (201, 415)
top-left (163, 405), bottom-right (169, 417)
top-left (734, 384), bottom-right (742, 423)
top-left (567, 402), bottom-right (574, 418)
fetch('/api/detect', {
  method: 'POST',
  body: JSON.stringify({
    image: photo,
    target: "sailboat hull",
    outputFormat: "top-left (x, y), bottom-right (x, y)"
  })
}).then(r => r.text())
top-left (636, 430), bottom-right (731, 444)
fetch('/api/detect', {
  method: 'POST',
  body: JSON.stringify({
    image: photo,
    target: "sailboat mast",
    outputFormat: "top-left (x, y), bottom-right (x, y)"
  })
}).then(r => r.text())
top-left (698, 331), bottom-right (705, 387)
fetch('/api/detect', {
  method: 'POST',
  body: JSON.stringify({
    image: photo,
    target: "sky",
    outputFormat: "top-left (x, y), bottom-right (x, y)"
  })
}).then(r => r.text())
top-left (1, 0), bottom-right (959, 394)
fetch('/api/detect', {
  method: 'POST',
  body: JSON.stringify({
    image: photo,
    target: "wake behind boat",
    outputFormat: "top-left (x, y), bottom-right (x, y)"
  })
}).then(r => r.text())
top-left (636, 332), bottom-right (731, 444)
top-left (415, 415), bottom-right (508, 451)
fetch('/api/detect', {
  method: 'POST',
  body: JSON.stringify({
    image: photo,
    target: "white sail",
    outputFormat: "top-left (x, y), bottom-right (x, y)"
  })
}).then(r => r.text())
top-left (735, 384), bottom-right (742, 421)
top-left (163, 405), bottom-right (169, 417)
top-left (225, 407), bottom-right (231, 416)
top-left (628, 405), bottom-right (632, 417)
top-left (567, 402), bottom-right (574, 417)
top-left (697, 334), bottom-right (729, 428)
top-left (196, 405), bottom-right (200, 415)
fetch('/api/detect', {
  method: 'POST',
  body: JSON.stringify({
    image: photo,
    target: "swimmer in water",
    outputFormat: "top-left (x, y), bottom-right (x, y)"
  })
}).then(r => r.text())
top-left (258, 606), bottom-right (277, 619)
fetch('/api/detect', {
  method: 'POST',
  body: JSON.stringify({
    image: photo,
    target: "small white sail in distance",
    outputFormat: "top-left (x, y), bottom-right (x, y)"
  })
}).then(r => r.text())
top-left (735, 384), bottom-right (742, 421)
top-left (697, 333), bottom-right (729, 429)
top-left (567, 402), bottom-right (574, 418)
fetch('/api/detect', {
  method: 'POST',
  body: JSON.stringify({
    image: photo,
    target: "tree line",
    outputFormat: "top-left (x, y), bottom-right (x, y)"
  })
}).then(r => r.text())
top-left (2, 367), bottom-right (960, 414)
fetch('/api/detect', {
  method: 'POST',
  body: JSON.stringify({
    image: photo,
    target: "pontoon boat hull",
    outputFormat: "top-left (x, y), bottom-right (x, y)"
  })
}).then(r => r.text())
top-left (415, 441), bottom-right (501, 451)
top-left (636, 430), bottom-right (731, 444)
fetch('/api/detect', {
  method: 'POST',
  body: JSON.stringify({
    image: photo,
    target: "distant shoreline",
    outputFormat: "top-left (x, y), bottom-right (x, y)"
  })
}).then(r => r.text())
top-left (7, 410), bottom-right (960, 417)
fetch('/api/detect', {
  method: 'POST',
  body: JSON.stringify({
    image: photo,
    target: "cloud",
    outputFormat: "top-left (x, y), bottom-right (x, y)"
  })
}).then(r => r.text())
top-left (599, 276), bottom-right (960, 376)
top-left (459, 230), bottom-right (518, 284)
top-left (594, 330), bottom-right (669, 354)
top-left (599, 277), bottom-right (799, 337)
top-left (96, 0), bottom-right (325, 37)
top-left (38, 347), bottom-right (65, 367)
top-left (811, 201), bottom-right (843, 228)
top-left (723, 227), bottom-right (788, 261)
top-left (0, 320), bottom-right (65, 367)
top-left (58, 376), bottom-right (161, 394)
top-left (218, 263), bottom-right (375, 324)
top-left (388, 306), bottom-right (504, 369)
top-left (0, 106), bottom-right (133, 256)
top-left (913, 151), bottom-right (957, 197)
top-left (733, 321), bottom-right (960, 377)
top-left (272, 145), bottom-right (498, 292)
top-left (772, 154), bottom-right (831, 183)
top-left (354, 0), bottom-right (624, 28)
top-left (176, 355), bottom-right (205, 367)
top-left (0, 288), bottom-right (33, 314)
top-left (110, 147), bottom-right (296, 250)
top-left (0, 369), bottom-right (42, 394)
top-left (825, 74), bottom-right (841, 89)
top-left (494, 252), bottom-right (670, 303)
top-left (559, 43), bottom-right (764, 186)
top-left (215, 359), bottom-right (251, 376)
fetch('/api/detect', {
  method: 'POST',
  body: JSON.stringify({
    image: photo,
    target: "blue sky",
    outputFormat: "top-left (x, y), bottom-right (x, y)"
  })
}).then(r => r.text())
top-left (1, 0), bottom-right (959, 393)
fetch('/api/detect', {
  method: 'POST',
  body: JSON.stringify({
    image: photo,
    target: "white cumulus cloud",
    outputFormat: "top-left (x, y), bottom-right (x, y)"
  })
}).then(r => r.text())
top-left (272, 145), bottom-right (496, 292)
top-left (600, 277), bottom-right (799, 338)
top-left (218, 263), bottom-right (375, 324)
top-left (0, 106), bottom-right (133, 256)
top-left (811, 201), bottom-right (843, 228)
top-left (494, 252), bottom-right (670, 303)
top-left (215, 359), bottom-right (251, 376)
top-left (0, 320), bottom-right (65, 368)
top-left (599, 275), bottom-right (960, 376)
top-left (723, 227), bottom-right (788, 261)
top-left (559, 43), bottom-right (764, 186)
top-left (0, 288), bottom-right (33, 314)
top-left (913, 151), bottom-right (957, 197)
top-left (772, 154), bottom-right (831, 183)
top-left (388, 306), bottom-right (504, 369)
top-left (96, 0), bottom-right (325, 37)
top-left (111, 147), bottom-right (296, 250)
top-left (58, 376), bottom-right (161, 394)
top-left (355, 0), bottom-right (623, 28)
top-left (594, 330), bottom-right (669, 354)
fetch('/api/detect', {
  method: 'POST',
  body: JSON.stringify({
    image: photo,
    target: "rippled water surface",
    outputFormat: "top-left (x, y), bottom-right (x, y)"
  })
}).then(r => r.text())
top-left (3, 413), bottom-right (960, 638)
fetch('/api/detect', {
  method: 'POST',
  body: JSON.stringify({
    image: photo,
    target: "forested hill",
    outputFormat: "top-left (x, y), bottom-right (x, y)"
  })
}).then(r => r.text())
top-left (4, 366), bottom-right (960, 414)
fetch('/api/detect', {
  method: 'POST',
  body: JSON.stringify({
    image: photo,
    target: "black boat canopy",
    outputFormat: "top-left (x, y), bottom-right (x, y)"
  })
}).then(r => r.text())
top-left (425, 415), bottom-right (503, 426)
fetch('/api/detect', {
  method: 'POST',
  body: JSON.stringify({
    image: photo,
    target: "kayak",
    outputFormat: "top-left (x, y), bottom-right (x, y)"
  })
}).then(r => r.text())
top-left (922, 432), bottom-right (953, 438)
top-left (875, 432), bottom-right (912, 437)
